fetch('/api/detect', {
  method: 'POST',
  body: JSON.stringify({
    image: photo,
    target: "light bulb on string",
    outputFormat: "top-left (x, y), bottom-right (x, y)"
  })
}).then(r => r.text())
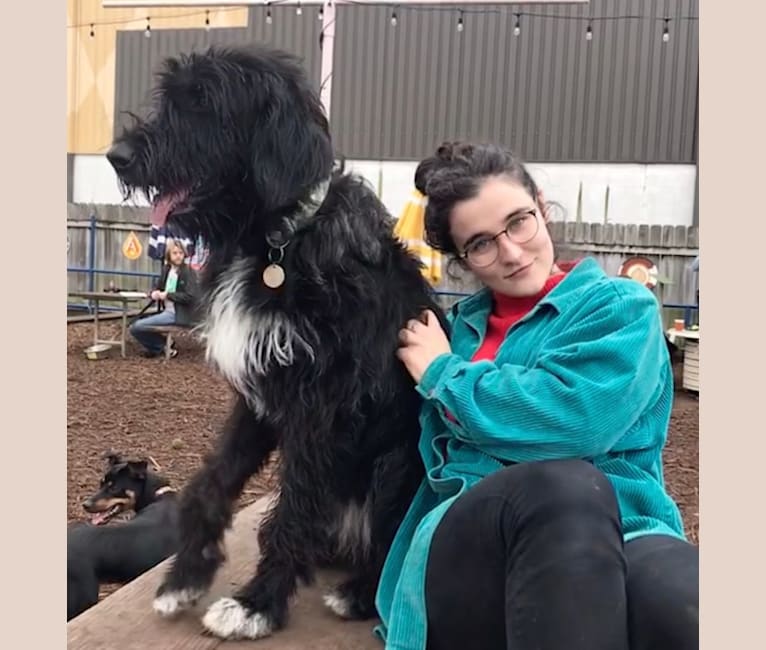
top-left (205, 10), bottom-right (211, 31)
top-left (457, 11), bottom-right (464, 33)
top-left (318, 6), bottom-right (324, 21)
top-left (513, 14), bottom-right (521, 37)
top-left (296, 2), bottom-right (302, 15)
top-left (586, 23), bottom-right (592, 41)
top-left (145, 17), bottom-right (151, 38)
top-left (662, 19), bottom-right (670, 42)
top-left (391, 11), bottom-right (397, 27)
top-left (266, 7), bottom-right (272, 25)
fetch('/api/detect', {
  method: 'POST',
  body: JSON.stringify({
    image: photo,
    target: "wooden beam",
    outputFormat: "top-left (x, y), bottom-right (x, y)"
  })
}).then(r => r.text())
top-left (68, 494), bottom-right (382, 650)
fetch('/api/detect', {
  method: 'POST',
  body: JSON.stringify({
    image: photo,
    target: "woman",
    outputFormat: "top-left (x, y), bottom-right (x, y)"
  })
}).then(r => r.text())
top-left (130, 239), bottom-right (198, 358)
top-left (375, 143), bottom-right (698, 650)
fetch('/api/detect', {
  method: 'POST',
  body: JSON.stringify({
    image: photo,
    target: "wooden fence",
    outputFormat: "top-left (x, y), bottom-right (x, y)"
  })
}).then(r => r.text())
top-left (67, 203), bottom-right (699, 326)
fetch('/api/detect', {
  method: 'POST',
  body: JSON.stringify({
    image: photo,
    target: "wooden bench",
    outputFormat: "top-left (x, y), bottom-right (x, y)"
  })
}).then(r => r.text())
top-left (67, 494), bottom-right (382, 650)
top-left (142, 325), bottom-right (193, 360)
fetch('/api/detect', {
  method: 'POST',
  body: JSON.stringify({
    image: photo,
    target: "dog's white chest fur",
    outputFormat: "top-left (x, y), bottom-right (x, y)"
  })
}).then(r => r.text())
top-left (198, 258), bottom-right (314, 414)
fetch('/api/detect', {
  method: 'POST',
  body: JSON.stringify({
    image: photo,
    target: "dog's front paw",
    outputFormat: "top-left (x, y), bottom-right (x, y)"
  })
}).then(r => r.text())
top-left (153, 585), bottom-right (205, 618)
top-left (201, 597), bottom-right (275, 640)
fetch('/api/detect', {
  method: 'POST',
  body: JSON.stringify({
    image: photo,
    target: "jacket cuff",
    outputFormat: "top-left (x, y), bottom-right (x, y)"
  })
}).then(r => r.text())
top-left (415, 353), bottom-right (461, 399)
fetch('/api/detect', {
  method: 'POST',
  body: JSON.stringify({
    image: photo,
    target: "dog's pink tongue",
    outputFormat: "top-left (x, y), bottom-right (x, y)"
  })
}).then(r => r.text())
top-left (90, 511), bottom-right (109, 526)
top-left (150, 195), bottom-right (174, 227)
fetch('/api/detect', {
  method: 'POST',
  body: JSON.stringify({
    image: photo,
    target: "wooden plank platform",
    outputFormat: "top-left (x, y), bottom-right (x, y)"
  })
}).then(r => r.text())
top-left (67, 494), bottom-right (383, 650)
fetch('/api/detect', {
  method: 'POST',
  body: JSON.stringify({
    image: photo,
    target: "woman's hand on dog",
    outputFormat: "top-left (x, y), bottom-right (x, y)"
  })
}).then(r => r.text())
top-left (397, 309), bottom-right (452, 384)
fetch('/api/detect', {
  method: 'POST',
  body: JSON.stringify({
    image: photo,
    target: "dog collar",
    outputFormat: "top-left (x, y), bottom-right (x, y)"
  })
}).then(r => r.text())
top-left (265, 178), bottom-right (331, 249)
top-left (263, 177), bottom-right (331, 289)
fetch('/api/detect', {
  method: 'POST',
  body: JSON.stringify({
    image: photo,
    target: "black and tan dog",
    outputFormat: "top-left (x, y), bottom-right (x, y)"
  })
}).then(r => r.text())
top-left (67, 454), bottom-right (179, 621)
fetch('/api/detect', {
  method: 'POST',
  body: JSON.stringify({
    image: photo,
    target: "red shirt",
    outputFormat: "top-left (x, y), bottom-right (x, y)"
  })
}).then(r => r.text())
top-left (471, 262), bottom-right (578, 363)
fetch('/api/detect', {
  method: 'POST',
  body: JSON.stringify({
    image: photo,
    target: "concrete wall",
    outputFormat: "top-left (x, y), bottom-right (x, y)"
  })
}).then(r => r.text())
top-left (72, 154), bottom-right (698, 227)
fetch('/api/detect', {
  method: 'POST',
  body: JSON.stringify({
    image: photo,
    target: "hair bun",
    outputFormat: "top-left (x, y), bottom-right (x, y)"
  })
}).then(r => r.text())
top-left (414, 141), bottom-right (471, 194)
top-left (435, 141), bottom-right (472, 162)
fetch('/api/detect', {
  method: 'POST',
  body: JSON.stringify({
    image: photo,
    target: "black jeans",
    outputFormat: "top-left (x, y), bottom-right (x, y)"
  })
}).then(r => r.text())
top-left (425, 460), bottom-right (698, 650)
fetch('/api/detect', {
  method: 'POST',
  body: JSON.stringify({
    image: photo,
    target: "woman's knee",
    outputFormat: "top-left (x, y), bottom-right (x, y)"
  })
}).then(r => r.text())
top-left (480, 459), bottom-right (618, 514)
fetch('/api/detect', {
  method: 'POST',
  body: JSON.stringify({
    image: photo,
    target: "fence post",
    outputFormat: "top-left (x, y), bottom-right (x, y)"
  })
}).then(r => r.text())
top-left (87, 212), bottom-right (97, 313)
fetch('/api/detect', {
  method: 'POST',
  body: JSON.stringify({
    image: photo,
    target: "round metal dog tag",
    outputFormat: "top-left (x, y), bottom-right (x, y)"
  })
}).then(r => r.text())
top-left (262, 263), bottom-right (286, 289)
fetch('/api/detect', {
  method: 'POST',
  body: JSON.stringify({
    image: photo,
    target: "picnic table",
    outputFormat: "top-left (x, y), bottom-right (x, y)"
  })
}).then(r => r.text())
top-left (666, 327), bottom-right (700, 393)
top-left (68, 290), bottom-right (152, 358)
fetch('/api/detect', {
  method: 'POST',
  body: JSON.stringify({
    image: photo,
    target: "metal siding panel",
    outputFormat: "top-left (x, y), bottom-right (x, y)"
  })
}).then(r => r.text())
top-left (498, 12), bottom-right (514, 145)
top-left (67, 153), bottom-right (74, 203)
top-left (544, 10), bottom-right (564, 160)
top-left (380, 8), bottom-right (398, 158)
top-left (113, 8), bottom-right (320, 140)
top-left (111, 1), bottom-right (697, 164)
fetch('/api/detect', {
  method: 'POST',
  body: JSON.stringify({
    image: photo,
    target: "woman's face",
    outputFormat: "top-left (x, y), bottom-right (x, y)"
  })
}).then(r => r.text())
top-left (449, 176), bottom-right (556, 297)
top-left (168, 244), bottom-right (185, 266)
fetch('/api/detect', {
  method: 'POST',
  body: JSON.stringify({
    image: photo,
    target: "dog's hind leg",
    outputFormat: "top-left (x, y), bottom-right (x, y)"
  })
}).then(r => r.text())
top-left (153, 396), bottom-right (277, 618)
top-left (323, 442), bottom-right (424, 621)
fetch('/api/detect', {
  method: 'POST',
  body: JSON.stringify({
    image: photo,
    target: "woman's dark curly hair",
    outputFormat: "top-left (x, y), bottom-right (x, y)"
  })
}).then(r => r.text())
top-left (420, 142), bottom-right (546, 257)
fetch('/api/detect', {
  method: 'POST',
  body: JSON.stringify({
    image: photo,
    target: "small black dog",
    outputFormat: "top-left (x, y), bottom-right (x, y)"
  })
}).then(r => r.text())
top-left (67, 454), bottom-right (179, 621)
top-left (107, 44), bottom-right (447, 640)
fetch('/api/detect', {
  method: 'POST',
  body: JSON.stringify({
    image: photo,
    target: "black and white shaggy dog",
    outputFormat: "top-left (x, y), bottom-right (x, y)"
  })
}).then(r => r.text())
top-left (107, 45), bottom-right (447, 640)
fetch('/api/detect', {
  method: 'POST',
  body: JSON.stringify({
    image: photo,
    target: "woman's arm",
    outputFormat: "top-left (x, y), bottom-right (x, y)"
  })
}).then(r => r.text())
top-left (416, 284), bottom-right (667, 462)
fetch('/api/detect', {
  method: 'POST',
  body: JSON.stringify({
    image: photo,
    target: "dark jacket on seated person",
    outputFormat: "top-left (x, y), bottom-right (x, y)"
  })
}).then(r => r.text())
top-left (152, 263), bottom-right (199, 327)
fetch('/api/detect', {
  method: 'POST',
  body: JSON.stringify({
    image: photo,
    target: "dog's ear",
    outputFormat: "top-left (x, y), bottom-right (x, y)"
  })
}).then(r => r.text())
top-left (103, 451), bottom-right (123, 466)
top-left (126, 460), bottom-right (148, 479)
top-left (250, 91), bottom-right (334, 212)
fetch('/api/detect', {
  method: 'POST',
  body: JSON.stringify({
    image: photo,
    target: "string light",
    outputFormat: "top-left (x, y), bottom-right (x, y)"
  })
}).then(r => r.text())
top-left (69, 8), bottom-right (695, 45)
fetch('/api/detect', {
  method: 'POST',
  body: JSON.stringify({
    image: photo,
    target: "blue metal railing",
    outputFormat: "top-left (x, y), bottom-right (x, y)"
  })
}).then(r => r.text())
top-left (67, 213), bottom-right (161, 314)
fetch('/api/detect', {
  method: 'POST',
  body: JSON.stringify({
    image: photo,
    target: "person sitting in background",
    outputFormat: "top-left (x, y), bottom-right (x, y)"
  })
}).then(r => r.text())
top-left (129, 239), bottom-right (198, 358)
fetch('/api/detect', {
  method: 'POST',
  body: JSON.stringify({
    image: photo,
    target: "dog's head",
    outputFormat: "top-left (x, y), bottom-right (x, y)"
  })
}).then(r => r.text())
top-left (107, 45), bottom-right (334, 251)
top-left (81, 453), bottom-right (154, 525)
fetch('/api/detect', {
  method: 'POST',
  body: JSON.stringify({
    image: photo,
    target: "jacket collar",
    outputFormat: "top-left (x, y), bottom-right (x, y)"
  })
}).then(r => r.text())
top-left (453, 257), bottom-right (607, 329)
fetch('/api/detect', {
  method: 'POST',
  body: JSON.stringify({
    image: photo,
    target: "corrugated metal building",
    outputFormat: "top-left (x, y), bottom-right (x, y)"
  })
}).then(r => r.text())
top-left (110, 1), bottom-right (698, 164)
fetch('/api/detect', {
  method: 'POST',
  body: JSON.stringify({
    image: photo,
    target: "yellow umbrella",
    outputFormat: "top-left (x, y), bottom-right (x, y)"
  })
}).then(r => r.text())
top-left (393, 188), bottom-right (443, 285)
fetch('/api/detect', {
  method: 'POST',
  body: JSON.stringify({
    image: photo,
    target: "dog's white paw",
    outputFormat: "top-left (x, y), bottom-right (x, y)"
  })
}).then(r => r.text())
top-left (201, 597), bottom-right (274, 640)
top-left (152, 588), bottom-right (203, 617)
top-left (323, 589), bottom-right (354, 619)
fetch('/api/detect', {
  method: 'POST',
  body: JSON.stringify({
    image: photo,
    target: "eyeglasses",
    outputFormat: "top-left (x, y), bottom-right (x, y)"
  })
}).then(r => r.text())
top-left (459, 209), bottom-right (540, 268)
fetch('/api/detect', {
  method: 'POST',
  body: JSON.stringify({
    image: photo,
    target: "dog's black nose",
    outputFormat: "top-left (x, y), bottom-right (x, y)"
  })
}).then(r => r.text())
top-left (106, 141), bottom-right (135, 170)
top-left (82, 498), bottom-right (94, 511)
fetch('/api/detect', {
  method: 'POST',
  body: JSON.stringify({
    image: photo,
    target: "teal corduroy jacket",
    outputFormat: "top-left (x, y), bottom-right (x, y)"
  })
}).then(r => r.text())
top-left (374, 257), bottom-right (686, 650)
